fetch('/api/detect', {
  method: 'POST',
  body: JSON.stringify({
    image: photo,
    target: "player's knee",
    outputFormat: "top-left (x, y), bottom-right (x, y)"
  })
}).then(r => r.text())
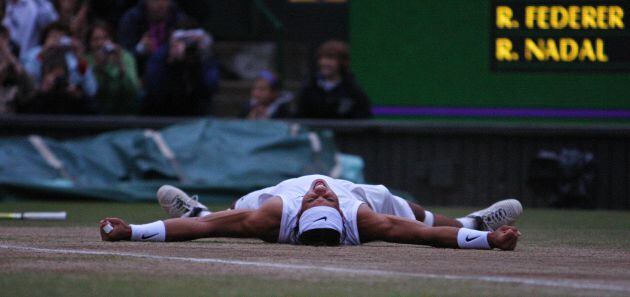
top-left (406, 201), bottom-right (426, 221)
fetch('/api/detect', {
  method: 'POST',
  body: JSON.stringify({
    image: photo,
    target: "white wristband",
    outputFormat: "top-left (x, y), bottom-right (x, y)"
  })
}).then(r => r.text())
top-left (457, 228), bottom-right (491, 249)
top-left (130, 221), bottom-right (166, 242)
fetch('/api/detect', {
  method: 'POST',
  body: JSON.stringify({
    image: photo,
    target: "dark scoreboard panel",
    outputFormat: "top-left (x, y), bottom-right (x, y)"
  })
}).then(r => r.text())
top-left (492, 0), bottom-right (630, 71)
top-left (351, 1), bottom-right (630, 120)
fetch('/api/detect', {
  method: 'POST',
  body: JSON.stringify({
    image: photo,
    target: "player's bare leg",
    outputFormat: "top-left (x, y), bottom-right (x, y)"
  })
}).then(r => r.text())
top-left (406, 199), bottom-right (523, 231)
top-left (406, 201), bottom-right (463, 227)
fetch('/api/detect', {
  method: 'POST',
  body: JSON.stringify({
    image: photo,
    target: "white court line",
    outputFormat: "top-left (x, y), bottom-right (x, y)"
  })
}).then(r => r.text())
top-left (1, 243), bottom-right (628, 293)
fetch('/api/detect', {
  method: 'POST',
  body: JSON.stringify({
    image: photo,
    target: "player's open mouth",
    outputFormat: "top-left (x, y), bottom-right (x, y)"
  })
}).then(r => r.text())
top-left (313, 180), bottom-right (326, 188)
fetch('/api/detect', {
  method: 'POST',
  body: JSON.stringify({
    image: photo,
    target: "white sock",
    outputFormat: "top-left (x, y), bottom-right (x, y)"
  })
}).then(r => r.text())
top-left (423, 210), bottom-right (434, 227)
top-left (130, 220), bottom-right (166, 242)
top-left (457, 228), bottom-right (491, 249)
top-left (456, 217), bottom-right (478, 229)
top-left (199, 210), bottom-right (212, 217)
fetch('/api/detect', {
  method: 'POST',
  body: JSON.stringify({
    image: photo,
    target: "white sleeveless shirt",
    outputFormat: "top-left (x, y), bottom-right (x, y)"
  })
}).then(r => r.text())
top-left (234, 175), bottom-right (365, 245)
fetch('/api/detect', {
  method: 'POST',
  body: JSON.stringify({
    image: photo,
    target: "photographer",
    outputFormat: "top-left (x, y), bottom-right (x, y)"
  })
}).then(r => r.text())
top-left (54, 0), bottom-right (89, 39)
top-left (86, 21), bottom-right (140, 114)
top-left (141, 26), bottom-right (219, 116)
top-left (118, 0), bottom-right (187, 77)
top-left (2, 0), bottom-right (58, 57)
top-left (0, 25), bottom-right (35, 113)
top-left (20, 22), bottom-right (97, 114)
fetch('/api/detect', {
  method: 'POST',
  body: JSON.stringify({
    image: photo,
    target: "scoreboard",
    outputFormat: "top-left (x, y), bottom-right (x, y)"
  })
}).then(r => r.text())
top-left (350, 1), bottom-right (630, 120)
top-left (492, 1), bottom-right (630, 71)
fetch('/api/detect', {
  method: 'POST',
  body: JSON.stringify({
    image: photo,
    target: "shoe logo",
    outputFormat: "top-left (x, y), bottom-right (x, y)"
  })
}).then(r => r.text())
top-left (465, 235), bottom-right (480, 242)
top-left (141, 233), bottom-right (159, 240)
top-left (313, 216), bottom-right (327, 223)
top-left (174, 199), bottom-right (184, 210)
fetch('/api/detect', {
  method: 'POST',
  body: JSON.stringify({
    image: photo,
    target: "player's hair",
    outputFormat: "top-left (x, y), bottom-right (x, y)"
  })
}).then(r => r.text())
top-left (298, 228), bottom-right (341, 246)
top-left (317, 40), bottom-right (350, 75)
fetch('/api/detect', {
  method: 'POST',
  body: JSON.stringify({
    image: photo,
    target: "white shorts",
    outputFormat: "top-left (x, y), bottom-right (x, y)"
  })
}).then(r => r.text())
top-left (233, 186), bottom-right (276, 210)
top-left (350, 184), bottom-right (416, 220)
top-left (234, 183), bottom-right (415, 220)
top-left (234, 179), bottom-right (416, 221)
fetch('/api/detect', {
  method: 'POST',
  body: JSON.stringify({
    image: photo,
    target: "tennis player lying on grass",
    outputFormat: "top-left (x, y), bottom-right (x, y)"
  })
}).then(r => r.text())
top-left (100, 175), bottom-right (522, 250)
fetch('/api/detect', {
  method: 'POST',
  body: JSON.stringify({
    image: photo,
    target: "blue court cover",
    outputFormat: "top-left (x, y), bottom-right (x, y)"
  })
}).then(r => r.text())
top-left (0, 119), bottom-right (363, 202)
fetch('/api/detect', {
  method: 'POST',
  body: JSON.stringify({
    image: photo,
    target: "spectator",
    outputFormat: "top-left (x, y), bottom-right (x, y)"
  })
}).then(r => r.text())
top-left (20, 22), bottom-right (97, 114)
top-left (117, 0), bottom-right (187, 76)
top-left (88, 0), bottom-right (136, 34)
top-left (295, 40), bottom-right (372, 119)
top-left (0, 25), bottom-right (34, 113)
top-left (53, 0), bottom-right (88, 39)
top-left (240, 70), bottom-right (293, 120)
top-left (86, 21), bottom-right (140, 114)
top-left (141, 26), bottom-right (218, 116)
top-left (2, 0), bottom-right (58, 57)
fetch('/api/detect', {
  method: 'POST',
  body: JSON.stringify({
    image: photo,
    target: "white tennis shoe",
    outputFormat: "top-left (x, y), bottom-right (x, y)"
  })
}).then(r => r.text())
top-left (466, 199), bottom-right (523, 231)
top-left (157, 185), bottom-right (210, 218)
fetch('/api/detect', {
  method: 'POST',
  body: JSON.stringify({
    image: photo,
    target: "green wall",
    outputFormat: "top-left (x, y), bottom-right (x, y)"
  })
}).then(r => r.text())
top-left (350, 1), bottom-right (630, 112)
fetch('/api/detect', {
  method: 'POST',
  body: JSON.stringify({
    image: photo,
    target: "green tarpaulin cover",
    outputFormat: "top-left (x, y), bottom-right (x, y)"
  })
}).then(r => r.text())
top-left (0, 119), bottom-right (364, 202)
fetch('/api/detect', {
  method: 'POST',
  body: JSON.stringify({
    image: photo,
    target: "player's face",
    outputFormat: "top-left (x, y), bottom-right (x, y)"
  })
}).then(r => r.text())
top-left (300, 179), bottom-right (341, 213)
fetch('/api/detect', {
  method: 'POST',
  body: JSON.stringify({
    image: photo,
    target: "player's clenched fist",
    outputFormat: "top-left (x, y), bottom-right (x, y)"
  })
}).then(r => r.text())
top-left (488, 225), bottom-right (521, 250)
top-left (99, 217), bottom-right (131, 241)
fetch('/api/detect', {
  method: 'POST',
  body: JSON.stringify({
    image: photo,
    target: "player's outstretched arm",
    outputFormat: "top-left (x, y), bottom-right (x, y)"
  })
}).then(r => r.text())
top-left (99, 197), bottom-right (283, 242)
top-left (356, 205), bottom-right (520, 250)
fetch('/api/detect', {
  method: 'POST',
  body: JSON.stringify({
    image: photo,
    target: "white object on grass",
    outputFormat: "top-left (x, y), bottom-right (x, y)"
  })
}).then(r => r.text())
top-left (0, 211), bottom-right (67, 220)
top-left (102, 222), bottom-right (114, 234)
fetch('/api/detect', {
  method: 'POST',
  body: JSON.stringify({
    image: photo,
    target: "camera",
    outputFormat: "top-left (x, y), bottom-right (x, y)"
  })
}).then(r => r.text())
top-left (58, 36), bottom-right (73, 47)
top-left (172, 29), bottom-right (206, 49)
top-left (102, 42), bottom-right (116, 54)
top-left (55, 36), bottom-right (74, 53)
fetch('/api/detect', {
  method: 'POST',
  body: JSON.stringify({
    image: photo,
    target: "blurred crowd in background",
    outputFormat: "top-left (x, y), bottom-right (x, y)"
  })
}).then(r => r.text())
top-left (0, 0), bottom-right (372, 119)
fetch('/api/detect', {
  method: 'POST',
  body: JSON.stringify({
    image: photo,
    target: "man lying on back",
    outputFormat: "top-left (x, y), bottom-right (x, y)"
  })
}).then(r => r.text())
top-left (100, 175), bottom-right (522, 250)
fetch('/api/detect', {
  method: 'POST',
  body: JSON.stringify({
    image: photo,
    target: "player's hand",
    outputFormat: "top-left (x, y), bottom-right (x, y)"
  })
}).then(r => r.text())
top-left (99, 217), bottom-right (132, 241)
top-left (488, 225), bottom-right (521, 250)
